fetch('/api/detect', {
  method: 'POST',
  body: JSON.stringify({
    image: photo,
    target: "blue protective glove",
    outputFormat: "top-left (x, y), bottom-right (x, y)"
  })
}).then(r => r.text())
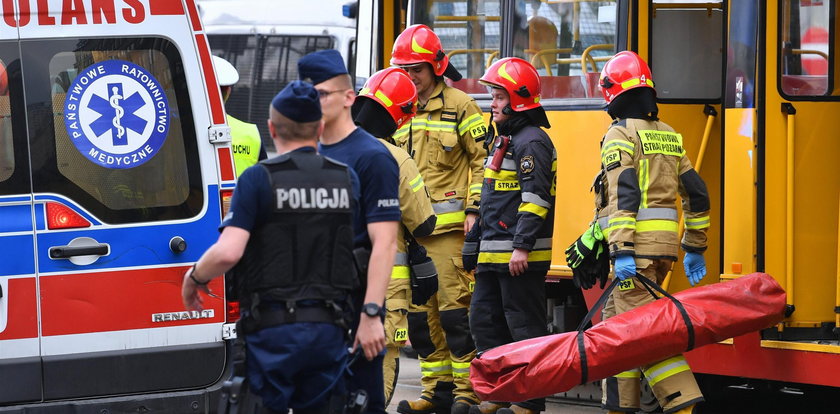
top-left (684, 252), bottom-right (707, 287)
top-left (613, 255), bottom-right (636, 281)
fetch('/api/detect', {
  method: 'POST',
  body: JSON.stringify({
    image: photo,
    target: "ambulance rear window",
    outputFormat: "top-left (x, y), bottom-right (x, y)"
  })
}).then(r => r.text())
top-left (23, 37), bottom-right (202, 224)
top-left (0, 57), bottom-right (12, 183)
top-left (0, 44), bottom-right (29, 197)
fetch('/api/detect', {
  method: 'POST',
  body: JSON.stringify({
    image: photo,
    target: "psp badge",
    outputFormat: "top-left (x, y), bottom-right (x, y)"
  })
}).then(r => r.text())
top-left (64, 59), bottom-right (170, 169)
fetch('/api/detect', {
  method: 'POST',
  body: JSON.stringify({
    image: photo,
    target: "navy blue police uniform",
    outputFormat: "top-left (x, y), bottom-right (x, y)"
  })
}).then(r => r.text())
top-left (299, 49), bottom-right (402, 414)
top-left (224, 81), bottom-right (362, 414)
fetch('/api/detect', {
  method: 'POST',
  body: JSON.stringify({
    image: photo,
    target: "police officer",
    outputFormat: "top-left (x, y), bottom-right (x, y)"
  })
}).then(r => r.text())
top-left (595, 51), bottom-right (710, 414)
top-left (212, 55), bottom-right (267, 176)
top-left (181, 80), bottom-right (363, 413)
top-left (468, 58), bottom-right (555, 414)
top-left (351, 67), bottom-right (438, 406)
top-left (298, 49), bottom-right (400, 414)
top-left (390, 24), bottom-right (486, 414)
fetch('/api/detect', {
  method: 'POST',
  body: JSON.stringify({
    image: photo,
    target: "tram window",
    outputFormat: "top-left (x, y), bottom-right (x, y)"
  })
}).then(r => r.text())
top-left (511, 0), bottom-right (617, 100)
top-left (780, 0), bottom-right (834, 97)
top-left (650, 1), bottom-right (723, 101)
top-left (411, 0), bottom-right (502, 95)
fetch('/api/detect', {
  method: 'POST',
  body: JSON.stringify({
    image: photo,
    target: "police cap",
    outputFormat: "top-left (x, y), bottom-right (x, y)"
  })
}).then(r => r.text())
top-left (298, 49), bottom-right (348, 86)
top-left (271, 80), bottom-right (322, 123)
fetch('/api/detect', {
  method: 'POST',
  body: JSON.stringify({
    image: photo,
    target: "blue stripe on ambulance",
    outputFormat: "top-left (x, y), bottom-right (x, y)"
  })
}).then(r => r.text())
top-left (27, 186), bottom-right (222, 273)
top-left (0, 204), bottom-right (34, 232)
top-left (0, 234), bottom-right (35, 275)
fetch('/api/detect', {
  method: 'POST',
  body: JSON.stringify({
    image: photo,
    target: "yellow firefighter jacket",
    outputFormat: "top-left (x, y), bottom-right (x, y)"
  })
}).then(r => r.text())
top-left (595, 118), bottom-right (710, 260)
top-left (392, 81), bottom-right (487, 235)
top-left (379, 140), bottom-right (437, 279)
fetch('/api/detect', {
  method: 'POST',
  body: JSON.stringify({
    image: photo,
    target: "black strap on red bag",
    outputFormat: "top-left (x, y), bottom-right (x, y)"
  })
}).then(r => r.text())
top-left (574, 273), bottom-right (696, 385)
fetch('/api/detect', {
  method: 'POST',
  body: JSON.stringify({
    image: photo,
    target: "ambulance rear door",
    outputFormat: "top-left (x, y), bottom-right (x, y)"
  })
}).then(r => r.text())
top-left (0, 8), bottom-right (41, 405)
top-left (16, 0), bottom-right (231, 401)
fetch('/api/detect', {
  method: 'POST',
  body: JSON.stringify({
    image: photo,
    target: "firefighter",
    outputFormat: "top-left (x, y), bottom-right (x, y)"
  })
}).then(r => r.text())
top-left (351, 67), bottom-right (438, 406)
top-left (390, 24), bottom-right (487, 414)
top-left (467, 58), bottom-right (555, 414)
top-left (212, 55), bottom-right (267, 175)
top-left (595, 51), bottom-right (710, 414)
top-left (181, 80), bottom-right (362, 413)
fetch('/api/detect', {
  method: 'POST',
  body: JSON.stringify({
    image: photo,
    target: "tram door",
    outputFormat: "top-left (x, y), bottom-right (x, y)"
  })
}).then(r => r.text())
top-left (646, 0), bottom-right (724, 289)
top-left (764, 0), bottom-right (840, 336)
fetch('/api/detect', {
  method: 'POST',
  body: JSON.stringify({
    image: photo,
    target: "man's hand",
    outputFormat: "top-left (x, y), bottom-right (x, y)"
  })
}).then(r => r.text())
top-left (182, 268), bottom-right (210, 311)
top-left (353, 314), bottom-right (386, 360)
top-left (509, 248), bottom-right (529, 276)
top-left (464, 212), bottom-right (478, 235)
top-left (180, 227), bottom-right (249, 311)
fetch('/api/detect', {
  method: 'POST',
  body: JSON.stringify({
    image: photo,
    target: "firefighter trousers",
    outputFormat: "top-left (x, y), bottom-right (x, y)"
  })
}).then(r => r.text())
top-left (407, 230), bottom-right (478, 404)
top-left (384, 273), bottom-right (410, 406)
top-left (601, 258), bottom-right (704, 413)
top-left (470, 269), bottom-right (548, 411)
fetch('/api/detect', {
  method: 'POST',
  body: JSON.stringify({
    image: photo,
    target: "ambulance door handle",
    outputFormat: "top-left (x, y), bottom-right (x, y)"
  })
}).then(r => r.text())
top-left (49, 244), bottom-right (109, 259)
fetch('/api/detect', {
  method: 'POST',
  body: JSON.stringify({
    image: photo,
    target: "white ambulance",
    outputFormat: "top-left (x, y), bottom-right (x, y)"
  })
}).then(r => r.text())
top-left (0, 0), bottom-right (238, 410)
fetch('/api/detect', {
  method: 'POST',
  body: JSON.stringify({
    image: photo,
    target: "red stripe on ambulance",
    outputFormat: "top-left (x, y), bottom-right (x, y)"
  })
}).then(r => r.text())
top-left (0, 278), bottom-right (38, 340)
top-left (148, 0), bottom-right (184, 15)
top-left (183, 0), bottom-right (202, 32)
top-left (217, 147), bottom-right (235, 181)
top-left (40, 267), bottom-right (223, 336)
top-left (195, 33), bottom-right (227, 125)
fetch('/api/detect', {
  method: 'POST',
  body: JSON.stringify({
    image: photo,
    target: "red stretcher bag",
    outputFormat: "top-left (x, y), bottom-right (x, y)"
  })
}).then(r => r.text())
top-left (469, 273), bottom-right (786, 402)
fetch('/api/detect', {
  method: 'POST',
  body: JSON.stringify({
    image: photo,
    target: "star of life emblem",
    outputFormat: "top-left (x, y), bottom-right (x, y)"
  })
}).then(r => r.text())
top-left (64, 59), bottom-right (169, 169)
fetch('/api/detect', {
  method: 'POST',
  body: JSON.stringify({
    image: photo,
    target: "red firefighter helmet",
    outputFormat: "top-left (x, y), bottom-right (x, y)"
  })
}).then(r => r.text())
top-left (391, 24), bottom-right (450, 76)
top-left (479, 57), bottom-right (542, 112)
top-left (356, 67), bottom-right (418, 129)
top-left (599, 51), bottom-right (655, 103)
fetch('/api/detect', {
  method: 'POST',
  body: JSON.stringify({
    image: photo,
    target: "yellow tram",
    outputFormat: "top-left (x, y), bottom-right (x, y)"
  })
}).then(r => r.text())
top-left (354, 0), bottom-right (840, 398)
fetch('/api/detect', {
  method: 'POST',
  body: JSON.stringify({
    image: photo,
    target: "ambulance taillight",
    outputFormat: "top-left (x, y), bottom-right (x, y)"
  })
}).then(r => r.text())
top-left (226, 300), bottom-right (240, 322)
top-left (220, 189), bottom-right (233, 219)
top-left (46, 202), bottom-right (92, 230)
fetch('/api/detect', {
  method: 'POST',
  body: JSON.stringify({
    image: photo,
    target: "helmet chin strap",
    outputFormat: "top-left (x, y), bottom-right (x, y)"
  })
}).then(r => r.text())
top-left (501, 105), bottom-right (514, 115)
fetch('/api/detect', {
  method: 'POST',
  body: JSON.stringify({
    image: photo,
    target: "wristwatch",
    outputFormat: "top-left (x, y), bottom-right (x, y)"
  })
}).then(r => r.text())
top-left (361, 302), bottom-right (383, 317)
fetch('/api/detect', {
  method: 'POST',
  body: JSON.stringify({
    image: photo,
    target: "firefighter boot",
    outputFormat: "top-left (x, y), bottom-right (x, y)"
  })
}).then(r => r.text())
top-left (397, 382), bottom-right (455, 414)
top-left (496, 405), bottom-right (539, 414)
top-left (397, 397), bottom-right (453, 414)
top-left (670, 405), bottom-right (698, 414)
top-left (468, 401), bottom-right (509, 414)
top-left (397, 398), bottom-right (439, 414)
top-left (451, 401), bottom-right (472, 414)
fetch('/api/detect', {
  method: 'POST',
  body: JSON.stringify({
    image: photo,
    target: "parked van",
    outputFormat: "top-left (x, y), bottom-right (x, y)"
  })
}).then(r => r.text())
top-left (198, 0), bottom-right (357, 151)
top-left (0, 0), bottom-right (238, 411)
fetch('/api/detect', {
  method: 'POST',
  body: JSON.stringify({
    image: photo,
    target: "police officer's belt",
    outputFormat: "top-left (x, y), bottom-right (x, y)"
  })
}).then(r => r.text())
top-left (240, 301), bottom-right (344, 334)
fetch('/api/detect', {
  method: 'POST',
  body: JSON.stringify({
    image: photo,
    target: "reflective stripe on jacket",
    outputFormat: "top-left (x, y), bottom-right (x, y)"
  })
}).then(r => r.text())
top-left (392, 82), bottom-right (487, 234)
top-left (595, 118), bottom-right (710, 259)
top-left (477, 125), bottom-right (556, 274)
